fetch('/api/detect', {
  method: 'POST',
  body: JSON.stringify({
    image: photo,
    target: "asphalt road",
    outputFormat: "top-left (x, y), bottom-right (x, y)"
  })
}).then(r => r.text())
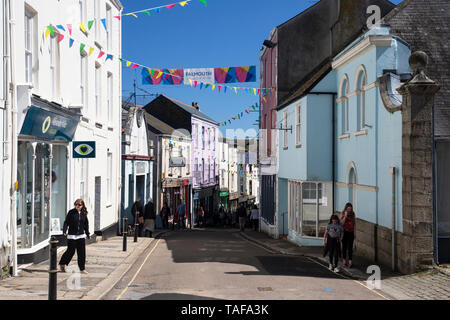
top-left (103, 228), bottom-right (387, 300)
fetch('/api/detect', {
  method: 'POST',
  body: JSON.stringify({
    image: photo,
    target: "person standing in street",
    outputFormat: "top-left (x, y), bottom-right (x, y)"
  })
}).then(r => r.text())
top-left (59, 199), bottom-right (90, 274)
top-left (160, 202), bottom-right (170, 229)
top-left (323, 214), bottom-right (344, 273)
top-left (341, 208), bottom-right (356, 268)
top-left (177, 201), bottom-right (186, 229)
top-left (131, 199), bottom-right (144, 236)
top-left (250, 205), bottom-right (259, 231)
top-left (237, 203), bottom-right (247, 232)
top-left (143, 198), bottom-right (156, 237)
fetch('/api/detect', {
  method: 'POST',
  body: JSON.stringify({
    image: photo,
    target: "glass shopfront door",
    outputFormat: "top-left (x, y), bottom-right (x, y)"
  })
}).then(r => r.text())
top-left (17, 141), bottom-right (67, 249)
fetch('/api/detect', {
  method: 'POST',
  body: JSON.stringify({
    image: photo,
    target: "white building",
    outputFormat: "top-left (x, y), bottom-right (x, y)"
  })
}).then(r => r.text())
top-left (121, 102), bottom-right (154, 229)
top-left (8, 0), bottom-right (123, 273)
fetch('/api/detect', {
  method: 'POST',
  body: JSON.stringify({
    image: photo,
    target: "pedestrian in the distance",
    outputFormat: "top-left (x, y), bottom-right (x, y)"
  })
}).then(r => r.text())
top-left (341, 208), bottom-right (356, 268)
top-left (143, 198), bottom-right (156, 237)
top-left (177, 201), bottom-right (186, 229)
top-left (323, 214), bottom-right (343, 273)
top-left (250, 205), bottom-right (259, 231)
top-left (237, 203), bottom-right (247, 232)
top-left (160, 202), bottom-right (170, 229)
top-left (59, 199), bottom-right (90, 274)
top-left (131, 199), bottom-right (144, 236)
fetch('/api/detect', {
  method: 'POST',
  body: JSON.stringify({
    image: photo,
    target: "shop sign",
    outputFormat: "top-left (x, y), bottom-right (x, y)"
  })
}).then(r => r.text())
top-left (220, 191), bottom-right (229, 197)
top-left (135, 161), bottom-right (147, 175)
top-left (73, 141), bottom-right (96, 158)
top-left (20, 106), bottom-right (79, 141)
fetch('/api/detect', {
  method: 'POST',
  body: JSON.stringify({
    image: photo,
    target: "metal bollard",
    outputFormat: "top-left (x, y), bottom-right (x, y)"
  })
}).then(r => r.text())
top-left (123, 217), bottom-right (128, 252)
top-left (48, 236), bottom-right (59, 300)
top-left (134, 212), bottom-right (139, 243)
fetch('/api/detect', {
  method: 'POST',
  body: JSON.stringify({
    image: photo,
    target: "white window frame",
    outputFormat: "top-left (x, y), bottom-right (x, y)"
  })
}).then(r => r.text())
top-left (107, 72), bottom-right (113, 123)
top-left (80, 53), bottom-right (87, 107)
top-left (106, 4), bottom-right (112, 50)
top-left (95, 63), bottom-right (101, 119)
top-left (355, 67), bottom-right (367, 131)
top-left (283, 110), bottom-right (288, 149)
top-left (49, 36), bottom-right (60, 100)
top-left (296, 103), bottom-right (301, 147)
top-left (107, 153), bottom-right (112, 203)
top-left (25, 8), bottom-right (34, 84)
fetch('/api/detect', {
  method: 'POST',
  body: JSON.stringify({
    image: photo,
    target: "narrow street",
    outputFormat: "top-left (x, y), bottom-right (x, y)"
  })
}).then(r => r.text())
top-left (104, 229), bottom-right (388, 300)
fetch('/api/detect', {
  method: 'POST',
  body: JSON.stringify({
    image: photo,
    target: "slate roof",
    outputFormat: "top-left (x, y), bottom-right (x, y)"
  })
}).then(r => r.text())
top-left (143, 112), bottom-right (177, 136)
top-left (161, 95), bottom-right (218, 125)
top-left (380, 0), bottom-right (450, 137)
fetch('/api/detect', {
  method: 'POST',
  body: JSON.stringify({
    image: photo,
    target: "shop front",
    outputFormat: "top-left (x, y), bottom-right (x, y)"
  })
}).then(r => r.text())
top-left (16, 97), bottom-right (80, 264)
top-left (163, 178), bottom-right (191, 228)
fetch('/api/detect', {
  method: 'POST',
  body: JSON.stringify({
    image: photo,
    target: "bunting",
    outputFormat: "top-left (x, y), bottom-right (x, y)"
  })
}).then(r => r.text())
top-left (118, 0), bottom-right (207, 20)
top-left (219, 103), bottom-right (260, 126)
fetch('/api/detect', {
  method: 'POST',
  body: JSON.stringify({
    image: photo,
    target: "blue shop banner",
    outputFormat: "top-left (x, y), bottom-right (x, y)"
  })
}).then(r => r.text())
top-left (73, 141), bottom-right (96, 159)
top-left (20, 106), bottom-right (78, 142)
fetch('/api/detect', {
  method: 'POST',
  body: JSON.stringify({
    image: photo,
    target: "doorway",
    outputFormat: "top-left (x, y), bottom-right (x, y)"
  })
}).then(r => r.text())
top-left (436, 141), bottom-right (450, 263)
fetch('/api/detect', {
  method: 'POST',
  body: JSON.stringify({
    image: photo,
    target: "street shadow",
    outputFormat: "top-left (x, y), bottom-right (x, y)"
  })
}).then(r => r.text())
top-left (141, 293), bottom-right (222, 300)
top-left (160, 230), bottom-right (344, 280)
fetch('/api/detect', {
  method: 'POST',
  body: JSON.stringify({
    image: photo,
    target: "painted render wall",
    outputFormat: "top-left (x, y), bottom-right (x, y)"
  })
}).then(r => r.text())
top-left (333, 34), bottom-right (410, 231)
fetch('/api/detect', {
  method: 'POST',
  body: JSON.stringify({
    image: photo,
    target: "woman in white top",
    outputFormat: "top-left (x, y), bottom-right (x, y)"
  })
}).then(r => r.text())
top-left (250, 205), bottom-right (259, 231)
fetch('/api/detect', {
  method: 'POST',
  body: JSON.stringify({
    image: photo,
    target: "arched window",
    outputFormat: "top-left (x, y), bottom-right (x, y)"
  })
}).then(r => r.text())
top-left (339, 75), bottom-right (350, 134)
top-left (355, 66), bottom-right (367, 131)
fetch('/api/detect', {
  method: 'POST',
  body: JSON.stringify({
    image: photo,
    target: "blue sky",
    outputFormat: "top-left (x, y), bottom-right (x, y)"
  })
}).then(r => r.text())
top-left (121, 0), bottom-right (403, 137)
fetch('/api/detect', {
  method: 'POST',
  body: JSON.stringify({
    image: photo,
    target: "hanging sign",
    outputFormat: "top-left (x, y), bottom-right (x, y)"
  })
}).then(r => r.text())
top-left (73, 141), bottom-right (96, 159)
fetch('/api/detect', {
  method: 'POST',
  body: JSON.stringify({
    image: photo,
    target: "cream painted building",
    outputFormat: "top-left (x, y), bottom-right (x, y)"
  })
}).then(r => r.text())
top-left (6, 0), bottom-right (123, 273)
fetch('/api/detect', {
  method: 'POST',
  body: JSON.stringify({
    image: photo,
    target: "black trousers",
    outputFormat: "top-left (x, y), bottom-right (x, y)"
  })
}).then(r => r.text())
top-left (342, 231), bottom-right (355, 260)
top-left (59, 238), bottom-right (86, 271)
top-left (328, 237), bottom-right (340, 267)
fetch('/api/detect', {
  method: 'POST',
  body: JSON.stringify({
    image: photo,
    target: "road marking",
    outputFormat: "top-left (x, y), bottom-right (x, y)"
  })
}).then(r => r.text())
top-left (305, 256), bottom-right (392, 300)
top-left (115, 239), bottom-right (161, 300)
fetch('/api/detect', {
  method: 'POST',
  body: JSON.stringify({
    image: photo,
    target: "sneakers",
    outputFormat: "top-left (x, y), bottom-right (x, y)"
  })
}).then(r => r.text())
top-left (334, 267), bottom-right (340, 273)
top-left (59, 264), bottom-right (66, 273)
top-left (80, 270), bottom-right (89, 274)
top-left (328, 264), bottom-right (333, 270)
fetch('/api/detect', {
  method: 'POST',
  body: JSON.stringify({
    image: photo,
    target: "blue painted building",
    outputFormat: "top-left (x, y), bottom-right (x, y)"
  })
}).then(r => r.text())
top-left (277, 26), bottom-right (411, 250)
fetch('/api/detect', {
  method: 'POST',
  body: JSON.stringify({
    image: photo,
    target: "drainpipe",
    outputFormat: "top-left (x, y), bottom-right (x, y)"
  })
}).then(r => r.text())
top-left (7, 0), bottom-right (18, 276)
top-left (390, 166), bottom-right (396, 271)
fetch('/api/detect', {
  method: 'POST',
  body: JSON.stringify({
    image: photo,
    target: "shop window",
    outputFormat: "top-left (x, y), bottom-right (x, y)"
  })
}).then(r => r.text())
top-left (51, 145), bottom-right (67, 235)
top-left (17, 142), bottom-right (34, 248)
top-left (288, 181), bottom-right (331, 238)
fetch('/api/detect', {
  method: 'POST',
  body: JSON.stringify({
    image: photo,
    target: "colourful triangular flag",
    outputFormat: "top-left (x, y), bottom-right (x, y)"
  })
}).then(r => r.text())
top-left (56, 25), bottom-right (66, 32)
top-left (106, 54), bottom-right (113, 61)
top-left (131, 64), bottom-right (139, 69)
top-left (79, 22), bottom-right (87, 33)
top-left (101, 19), bottom-right (107, 31)
top-left (57, 33), bottom-right (64, 43)
top-left (89, 47), bottom-right (95, 56)
top-left (98, 51), bottom-right (105, 59)
top-left (67, 24), bottom-right (72, 35)
top-left (45, 26), bottom-right (52, 38)
top-left (156, 71), bottom-right (163, 78)
top-left (114, 16), bottom-right (121, 20)
top-left (80, 43), bottom-right (86, 53)
top-left (198, 0), bottom-right (207, 5)
top-left (143, 10), bottom-right (151, 16)
top-left (69, 38), bottom-right (75, 48)
top-left (126, 13), bottom-right (138, 18)
top-left (166, 4), bottom-right (176, 9)
top-left (126, 61), bottom-right (132, 67)
top-left (179, 1), bottom-right (188, 6)
top-left (88, 20), bottom-right (94, 30)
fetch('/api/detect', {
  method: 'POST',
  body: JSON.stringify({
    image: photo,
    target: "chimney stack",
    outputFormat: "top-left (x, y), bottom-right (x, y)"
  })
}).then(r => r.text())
top-left (192, 102), bottom-right (200, 111)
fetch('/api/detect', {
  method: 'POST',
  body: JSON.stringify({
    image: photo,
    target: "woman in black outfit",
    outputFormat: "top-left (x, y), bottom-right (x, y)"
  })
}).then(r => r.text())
top-left (59, 199), bottom-right (90, 274)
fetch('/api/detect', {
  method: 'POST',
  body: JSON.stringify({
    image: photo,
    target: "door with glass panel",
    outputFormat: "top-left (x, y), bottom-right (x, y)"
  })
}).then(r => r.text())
top-left (17, 142), bottom-right (33, 248)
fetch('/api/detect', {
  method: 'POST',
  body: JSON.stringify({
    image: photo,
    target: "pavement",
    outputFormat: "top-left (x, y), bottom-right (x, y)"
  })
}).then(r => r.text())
top-left (0, 230), bottom-right (168, 300)
top-left (239, 228), bottom-right (450, 300)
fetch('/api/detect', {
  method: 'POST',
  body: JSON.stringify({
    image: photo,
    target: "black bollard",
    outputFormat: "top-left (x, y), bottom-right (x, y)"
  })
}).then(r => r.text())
top-left (48, 236), bottom-right (59, 300)
top-left (134, 217), bottom-right (138, 243)
top-left (123, 217), bottom-right (128, 252)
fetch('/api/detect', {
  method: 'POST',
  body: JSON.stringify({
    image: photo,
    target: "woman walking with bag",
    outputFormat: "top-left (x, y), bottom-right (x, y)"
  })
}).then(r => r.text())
top-left (59, 199), bottom-right (90, 274)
